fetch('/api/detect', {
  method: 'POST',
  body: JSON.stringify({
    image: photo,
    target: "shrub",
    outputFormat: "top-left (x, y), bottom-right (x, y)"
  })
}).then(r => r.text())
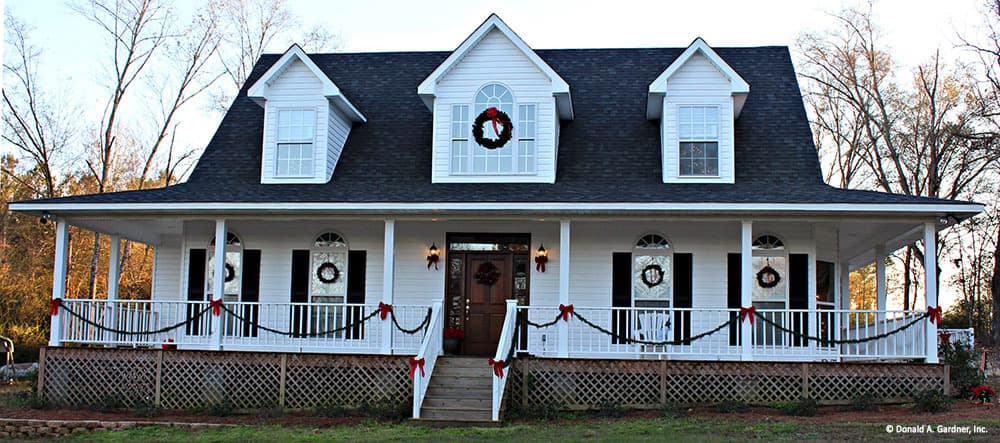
top-left (134, 399), bottom-right (162, 418)
top-left (660, 402), bottom-right (685, 418)
top-left (92, 394), bottom-right (126, 412)
top-left (315, 403), bottom-right (352, 418)
top-left (510, 401), bottom-right (566, 421)
top-left (939, 340), bottom-right (983, 397)
top-left (359, 398), bottom-right (410, 421)
top-left (781, 397), bottom-right (818, 417)
top-left (207, 397), bottom-right (235, 417)
top-left (715, 400), bottom-right (749, 413)
top-left (850, 393), bottom-right (878, 412)
top-left (913, 389), bottom-right (950, 414)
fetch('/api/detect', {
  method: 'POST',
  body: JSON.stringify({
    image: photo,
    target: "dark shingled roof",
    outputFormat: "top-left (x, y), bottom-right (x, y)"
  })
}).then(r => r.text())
top-left (17, 46), bottom-right (968, 206)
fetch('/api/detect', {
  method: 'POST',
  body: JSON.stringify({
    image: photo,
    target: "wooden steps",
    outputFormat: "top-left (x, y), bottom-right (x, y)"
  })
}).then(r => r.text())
top-left (415, 356), bottom-right (499, 425)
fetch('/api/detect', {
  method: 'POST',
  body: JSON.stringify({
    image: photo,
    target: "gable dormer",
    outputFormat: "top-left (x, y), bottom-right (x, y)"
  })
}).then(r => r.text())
top-left (647, 38), bottom-right (749, 184)
top-left (418, 14), bottom-right (573, 184)
top-left (248, 45), bottom-right (365, 184)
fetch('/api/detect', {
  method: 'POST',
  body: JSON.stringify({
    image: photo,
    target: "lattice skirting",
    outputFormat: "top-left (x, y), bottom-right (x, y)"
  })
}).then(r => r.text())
top-left (38, 348), bottom-right (410, 410)
top-left (508, 359), bottom-right (948, 410)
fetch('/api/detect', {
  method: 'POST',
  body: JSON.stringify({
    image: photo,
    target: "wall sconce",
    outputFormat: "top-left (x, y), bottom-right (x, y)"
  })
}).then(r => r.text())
top-left (426, 243), bottom-right (440, 270)
top-left (39, 211), bottom-right (54, 225)
top-left (534, 244), bottom-right (548, 272)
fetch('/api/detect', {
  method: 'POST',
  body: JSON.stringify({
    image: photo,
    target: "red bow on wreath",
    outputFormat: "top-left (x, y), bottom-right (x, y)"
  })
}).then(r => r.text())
top-left (927, 306), bottom-right (943, 324)
top-left (209, 298), bottom-right (224, 316)
top-left (409, 357), bottom-right (425, 378)
top-left (50, 298), bottom-right (62, 316)
top-left (379, 302), bottom-right (393, 321)
top-left (485, 107), bottom-right (500, 136)
top-left (488, 358), bottom-right (505, 378)
top-left (559, 304), bottom-right (574, 322)
top-left (739, 306), bottom-right (757, 325)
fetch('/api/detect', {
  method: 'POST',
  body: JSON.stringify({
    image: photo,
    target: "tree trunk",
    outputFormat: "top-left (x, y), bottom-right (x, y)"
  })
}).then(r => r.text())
top-left (991, 224), bottom-right (1000, 345)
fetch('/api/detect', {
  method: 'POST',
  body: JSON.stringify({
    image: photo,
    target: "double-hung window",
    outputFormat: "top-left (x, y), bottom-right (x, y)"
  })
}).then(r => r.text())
top-left (678, 106), bottom-right (719, 176)
top-left (275, 109), bottom-right (315, 177)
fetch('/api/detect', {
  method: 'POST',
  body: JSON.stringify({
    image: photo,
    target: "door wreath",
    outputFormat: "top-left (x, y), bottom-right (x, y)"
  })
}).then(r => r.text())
top-left (474, 262), bottom-right (501, 285)
top-left (641, 264), bottom-right (664, 288)
top-left (756, 264), bottom-right (781, 288)
top-left (224, 263), bottom-right (236, 282)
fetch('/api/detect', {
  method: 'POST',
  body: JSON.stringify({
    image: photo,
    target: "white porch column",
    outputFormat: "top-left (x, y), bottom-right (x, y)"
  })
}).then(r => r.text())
top-left (48, 218), bottom-right (70, 347)
top-left (874, 244), bottom-right (887, 324)
top-left (210, 219), bottom-right (226, 350)
top-left (807, 239), bottom-right (818, 343)
top-left (924, 222), bottom-right (939, 364)
top-left (106, 235), bottom-right (122, 345)
top-left (740, 220), bottom-right (753, 360)
top-left (558, 220), bottom-right (570, 358)
top-left (381, 219), bottom-right (395, 355)
top-left (838, 262), bottom-right (850, 343)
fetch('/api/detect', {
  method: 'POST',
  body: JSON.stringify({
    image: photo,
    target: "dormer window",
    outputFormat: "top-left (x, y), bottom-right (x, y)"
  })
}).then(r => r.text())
top-left (678, 106), bottom-right (719, 176)
top-left (275, 109), bottom-right (316, 177)
top-left (450, 83), bottom-right (537, 175)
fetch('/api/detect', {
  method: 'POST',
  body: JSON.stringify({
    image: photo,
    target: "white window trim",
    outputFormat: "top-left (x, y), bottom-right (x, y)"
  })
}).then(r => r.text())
top-left (631, 233), bottom-right (674, 305)
top-left (448, 83), bottom-right (539, 177)
top-left (676, 104), bottom-right (721, 179)
top-left (751, 233), bottom-right (789, 306)
top-left (308, 230), bottom-right (350, 303)
top-left (274, 107), bottom-right (318, 179)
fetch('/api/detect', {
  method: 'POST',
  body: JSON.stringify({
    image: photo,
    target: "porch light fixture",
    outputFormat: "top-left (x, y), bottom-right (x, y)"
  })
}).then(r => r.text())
top-left (426, 243), bottom-right (440, 270)
top-left (39, 211), bottom-right (54, 224)
top-left (535, 244), bottom-right (548, 272)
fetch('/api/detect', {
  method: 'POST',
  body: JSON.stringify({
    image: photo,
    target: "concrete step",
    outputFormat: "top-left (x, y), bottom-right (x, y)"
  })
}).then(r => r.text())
top-left (422, 396), bottom-right (491, 409)
top-left (420, 405), bottom-right (492, 421)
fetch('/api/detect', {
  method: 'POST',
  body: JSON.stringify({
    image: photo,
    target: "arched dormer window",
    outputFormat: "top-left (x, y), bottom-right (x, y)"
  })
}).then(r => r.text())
top-left (632, 233), bottom-right (672, 303)
top-left (450, 83), bottom-right (536, 175)
top-left (207, 232), bottom-right (243, 298)
top-left (311, 232), bottom-right (348, 302)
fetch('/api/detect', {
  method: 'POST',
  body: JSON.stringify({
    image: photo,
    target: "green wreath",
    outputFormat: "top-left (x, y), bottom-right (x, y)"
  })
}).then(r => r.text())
top-left (474, 262), bottom-right (501, 285)
top-left (756, 265), bottom-right (781, 288)
top-left (316, 262), bottom-right (341, 284)
top-left (472, 107), bottom-right (513, 149)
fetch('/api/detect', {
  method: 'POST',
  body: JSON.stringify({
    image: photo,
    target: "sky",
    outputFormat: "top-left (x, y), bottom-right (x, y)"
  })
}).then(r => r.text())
top-left (3, 0), bottom-right (994, 310)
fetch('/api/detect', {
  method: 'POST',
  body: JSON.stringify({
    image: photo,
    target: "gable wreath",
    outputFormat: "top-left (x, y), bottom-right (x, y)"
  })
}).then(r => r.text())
top-left (472, 106), bottom-right (513, 149)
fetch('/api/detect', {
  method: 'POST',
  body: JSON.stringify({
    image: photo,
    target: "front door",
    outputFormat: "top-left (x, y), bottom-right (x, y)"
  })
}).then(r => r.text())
top-left (463, 253), bottom-right (513, 355)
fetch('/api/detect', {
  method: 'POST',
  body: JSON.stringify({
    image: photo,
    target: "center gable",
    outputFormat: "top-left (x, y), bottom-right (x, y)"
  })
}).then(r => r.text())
top-left (419, 14), bottom-right (572, 184)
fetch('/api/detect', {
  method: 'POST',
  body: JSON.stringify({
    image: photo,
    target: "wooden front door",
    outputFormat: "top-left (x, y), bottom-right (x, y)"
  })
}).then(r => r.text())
top-left (463, 253), bottom-right (513, 355)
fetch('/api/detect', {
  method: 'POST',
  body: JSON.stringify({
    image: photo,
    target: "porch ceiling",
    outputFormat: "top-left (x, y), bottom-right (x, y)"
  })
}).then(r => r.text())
top-left (836, 220), bottom-right (938, 269)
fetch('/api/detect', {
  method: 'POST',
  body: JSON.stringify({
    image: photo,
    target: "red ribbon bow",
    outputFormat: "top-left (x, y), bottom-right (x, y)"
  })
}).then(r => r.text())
top-left (927, 306), bottom-right (943, 324)
top-left (488, 358), bottom-right (505, 378)
top-left (739, 306), bottom-right (756, 325)
top-left (559, 304), bottom-right (574, 322)
top-left (535, 256), bottom-right (547, 273)
top-left (938, 332), bottom-right (952, 344)
top-left (50, 298), bottom-right (62, 316)
top-left (485, 107), bottom-right (500, 136)
top-left (409, 357), bottom-right (425, 378)
top-left (379, 302), bottom-right (393, 321)
top-left (209, 298), bottom-right (223, 316)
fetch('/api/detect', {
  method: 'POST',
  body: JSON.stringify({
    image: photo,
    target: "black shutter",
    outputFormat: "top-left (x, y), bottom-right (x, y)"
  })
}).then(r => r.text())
top-left (290, 250), bottom-right (310, 337)
top-left (346, 251), bottom-right (367, 340)
top-left (611, 252), bottom-right (632, 344)
top-left (727, 253), bottom-right (742, 346)
top-left (789, 254), bottom-right (809, 347)
top-left (186, 249), bottom-right (206, 335)
top-left (241, 250), bottom-right (261, 337)
top-left (673, 253), bottom-right (693, 344)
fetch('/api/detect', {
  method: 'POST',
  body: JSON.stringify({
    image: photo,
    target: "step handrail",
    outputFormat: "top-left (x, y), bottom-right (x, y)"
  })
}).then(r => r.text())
top-left (412, 300), bottom-right (443, 419)
top-left (491, 300), bottom-right (519, 421)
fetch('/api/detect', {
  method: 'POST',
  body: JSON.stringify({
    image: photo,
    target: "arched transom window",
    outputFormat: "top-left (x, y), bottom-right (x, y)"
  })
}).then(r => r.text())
top-left (633, 233), bottom-right (672, 303)
top-left (311, 232), bottom-right (348, 302)
top-left (450, 83), bottom-right (536, 175)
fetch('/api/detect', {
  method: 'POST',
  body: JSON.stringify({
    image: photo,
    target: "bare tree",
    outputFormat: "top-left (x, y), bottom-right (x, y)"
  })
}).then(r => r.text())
top-left (2, 14), bottom-right (77, 199)
top-left (211, 0), bottom-right (292, 109)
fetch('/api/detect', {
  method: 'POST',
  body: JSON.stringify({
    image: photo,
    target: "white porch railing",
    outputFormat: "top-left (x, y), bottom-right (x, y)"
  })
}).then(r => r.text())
top-left (411, 300), bottom-right (444, 419)
top-left (515, 305), bottom-right (928, 361)
top-left (491, 300), bottom-right (519, 422)
top-left (58, 299), bottom-right (431, 354)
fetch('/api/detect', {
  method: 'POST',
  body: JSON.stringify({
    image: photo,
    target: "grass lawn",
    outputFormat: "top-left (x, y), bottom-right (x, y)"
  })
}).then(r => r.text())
top-left (14, 416), bottom-right (999, 443)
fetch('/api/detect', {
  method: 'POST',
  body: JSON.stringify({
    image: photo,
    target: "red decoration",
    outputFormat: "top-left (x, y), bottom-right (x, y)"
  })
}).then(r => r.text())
top-left (162, 339), bottom-right (176, 350)
top-left (535, 256), bottom-right (547, 272)
top-left (379, 302), bottom-right (393, 321)
top-left (938, 332), bottom-right (952, 344)
top-left (209, 298), bottom-right (223, 316)
top-left (427, 255), bottom-right (439, 270)
top-left (559, 304), bottom-right (574, 322)
top-left (488, 358), bottom-right (505, 378)
top-left (927, 306), bottom-right (943, 324)
top-left (50, 298), bottom-right (62, 316)
top-left (409, 357), bottom-right (425, 378)
top-left (472, 108), bottom-right (513, 149)
top-left (739, 306), bottom-right (757, 325)
top-left (443, 327), bottom-right (465, 339)
top-left (972, 385), bottom-right (995, 406)
top-left (474, 262), bottom-right (501, 285)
